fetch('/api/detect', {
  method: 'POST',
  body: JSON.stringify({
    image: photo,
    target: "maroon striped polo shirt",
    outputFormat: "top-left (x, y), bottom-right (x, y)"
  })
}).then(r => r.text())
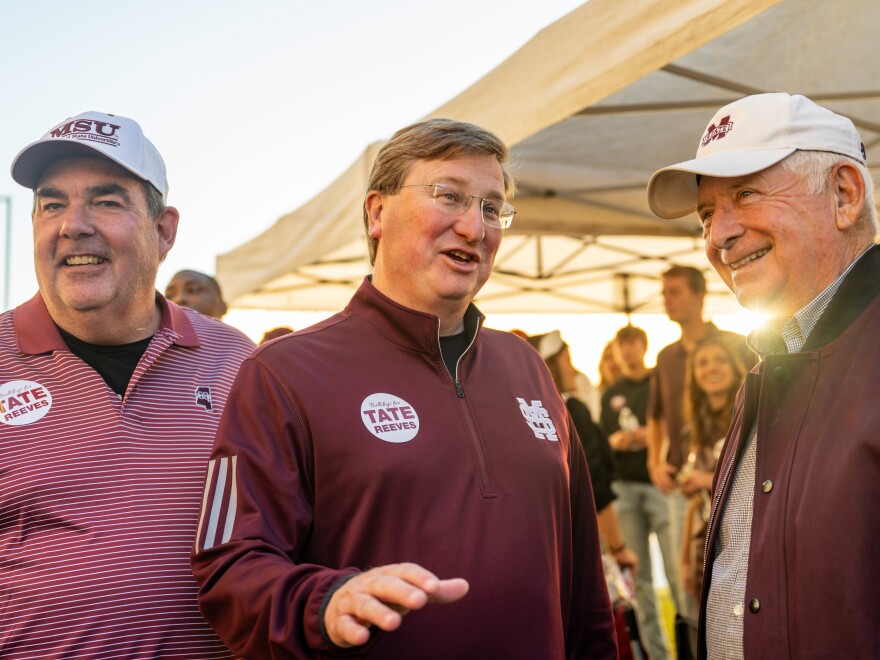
top-left (0, 293), bottom-right (254, 659)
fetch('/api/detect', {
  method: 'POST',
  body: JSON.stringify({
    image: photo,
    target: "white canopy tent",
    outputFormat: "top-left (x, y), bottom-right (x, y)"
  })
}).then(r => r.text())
top-left (217, 0), bottom-right (880, 315)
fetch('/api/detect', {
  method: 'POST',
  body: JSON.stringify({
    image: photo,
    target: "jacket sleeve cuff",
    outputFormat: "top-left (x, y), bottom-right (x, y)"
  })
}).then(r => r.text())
top-left (305, 568), bottom-right (384, 657)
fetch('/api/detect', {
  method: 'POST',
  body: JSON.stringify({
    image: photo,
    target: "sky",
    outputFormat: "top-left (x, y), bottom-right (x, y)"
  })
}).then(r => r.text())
top-left (0, 0), bottom-right (588, 310)
top-left (0, 0), bottom-right (762, 378)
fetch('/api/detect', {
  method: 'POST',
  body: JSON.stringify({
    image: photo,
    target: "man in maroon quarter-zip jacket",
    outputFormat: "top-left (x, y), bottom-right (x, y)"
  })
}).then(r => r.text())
top-left (192, 118), bottom-right (617, 659)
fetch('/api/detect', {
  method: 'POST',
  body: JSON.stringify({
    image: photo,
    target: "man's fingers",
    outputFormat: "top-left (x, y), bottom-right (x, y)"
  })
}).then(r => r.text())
top-left (329, 613), bottom-right (376, 647)
top-left (325, 588), bottom-right (405, 648)
top-left (426, 577), bottom-right (469, 604)
top-left (324, 564), bottom-right (468, 647)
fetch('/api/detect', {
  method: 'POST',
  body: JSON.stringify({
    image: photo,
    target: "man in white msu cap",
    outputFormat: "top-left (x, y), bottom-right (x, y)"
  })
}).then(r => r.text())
top-left (0, 112), bottom-right (254, 658)
top-left (647, 93), bottom-right (880, 659)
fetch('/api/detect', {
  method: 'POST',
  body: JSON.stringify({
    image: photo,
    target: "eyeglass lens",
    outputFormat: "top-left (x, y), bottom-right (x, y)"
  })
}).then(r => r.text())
top-left (430, 184), bottom-right (514, 229)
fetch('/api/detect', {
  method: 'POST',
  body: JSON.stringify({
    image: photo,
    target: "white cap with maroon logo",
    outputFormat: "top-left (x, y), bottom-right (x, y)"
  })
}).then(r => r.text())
top-left (10, 110), bottom-right (169, 200)
top-left (647, 93), bottom-right (866, 219)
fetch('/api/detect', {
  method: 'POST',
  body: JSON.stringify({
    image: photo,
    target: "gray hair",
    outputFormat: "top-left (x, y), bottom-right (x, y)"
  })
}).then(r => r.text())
top-left (142, 181), bottom-right (166, 220)
top-left (363, 118), bottom-right (514, 265)
top-left (779, 150), bottom-right (878, 237)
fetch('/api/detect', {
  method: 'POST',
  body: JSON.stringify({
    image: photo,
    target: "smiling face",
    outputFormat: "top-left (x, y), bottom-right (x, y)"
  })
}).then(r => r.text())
top-left (32, 156), bottom-right (178, 342)
top-left (697, 162), bottom-right (844, 315)
top-left (365, 154), bottom-right (505, 333)
top-left (692, 342), bottom-right (736, 399)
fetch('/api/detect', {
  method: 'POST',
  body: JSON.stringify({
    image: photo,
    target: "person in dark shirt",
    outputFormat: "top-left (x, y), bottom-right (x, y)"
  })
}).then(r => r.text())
top-left (601, 325), bottom-right (675, 660)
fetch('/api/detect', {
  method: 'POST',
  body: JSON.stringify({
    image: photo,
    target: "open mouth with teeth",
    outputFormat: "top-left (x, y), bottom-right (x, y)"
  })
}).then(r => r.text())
top-left (445, 250), bottom-right (475, 264)
top-left (730, 247), bottom-right (770, 271)
top-left (66, 256), bottom-right (106, 266)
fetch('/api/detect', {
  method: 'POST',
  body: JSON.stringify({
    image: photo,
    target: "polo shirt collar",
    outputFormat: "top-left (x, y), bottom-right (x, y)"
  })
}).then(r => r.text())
top-left (14, 292), bottom-right (199, 355)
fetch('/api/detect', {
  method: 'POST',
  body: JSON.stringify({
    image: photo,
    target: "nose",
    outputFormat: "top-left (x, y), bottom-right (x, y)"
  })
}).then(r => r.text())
top-left (59, 203), bottom-right (96, 239)
top-left (705, 205), bottom-right (744, 251)
top-left (453, 197), bottom-right (486, 242)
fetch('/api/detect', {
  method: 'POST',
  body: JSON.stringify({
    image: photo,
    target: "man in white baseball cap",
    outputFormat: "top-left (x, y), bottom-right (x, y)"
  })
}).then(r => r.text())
top-left (0, 111), bottom-right (254, 658)
top-left (647, 93), bottom-right (880, 659)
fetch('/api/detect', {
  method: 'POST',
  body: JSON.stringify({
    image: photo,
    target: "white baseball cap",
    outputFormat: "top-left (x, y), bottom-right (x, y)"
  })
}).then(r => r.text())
top-left (647, 93), bottom-right (866, 219)
top-left (536, 330), bottom-right (564, 360)
top-left (11, 111), bottom-right (169, 200)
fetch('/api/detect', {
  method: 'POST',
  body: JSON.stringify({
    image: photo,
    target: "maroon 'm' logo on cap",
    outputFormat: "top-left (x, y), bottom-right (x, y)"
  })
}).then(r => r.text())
top-left (700, 116), bottom-right (734, 147)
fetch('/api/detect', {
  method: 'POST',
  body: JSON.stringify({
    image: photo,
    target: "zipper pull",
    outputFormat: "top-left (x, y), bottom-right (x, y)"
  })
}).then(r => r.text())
top-left (455, 380), bottom-right (465, 398)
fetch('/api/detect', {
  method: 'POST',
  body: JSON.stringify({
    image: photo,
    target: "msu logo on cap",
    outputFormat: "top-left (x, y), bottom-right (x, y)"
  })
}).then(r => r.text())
top-left (700, 115), bottom-right (734, 148)
top-left (50, 119), bottom-right (123, 148)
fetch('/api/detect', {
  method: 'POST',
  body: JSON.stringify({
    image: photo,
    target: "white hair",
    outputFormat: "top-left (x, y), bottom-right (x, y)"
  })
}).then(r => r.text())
top-left (779, 150), bottom-right (878, 237)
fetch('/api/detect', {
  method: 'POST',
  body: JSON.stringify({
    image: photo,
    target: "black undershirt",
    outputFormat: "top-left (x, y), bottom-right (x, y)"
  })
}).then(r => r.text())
top-left (439, 332), bottom-right (469, 379)
top-left (57, 326), bottom-right (153, 397)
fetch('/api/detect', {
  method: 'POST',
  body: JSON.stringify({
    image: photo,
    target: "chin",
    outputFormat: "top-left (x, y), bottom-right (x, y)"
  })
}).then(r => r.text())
top-left (59, 290), bottom-right (115, 313)
top-left (734, 288), bottom-right (772, 314)
top-left (437, 279), bottom-right (481, 301)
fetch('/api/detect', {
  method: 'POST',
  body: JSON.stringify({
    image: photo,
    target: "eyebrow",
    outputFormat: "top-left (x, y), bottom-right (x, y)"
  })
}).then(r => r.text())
top-left (87, 183), bottom-right (134, 203)
top-left (35, 186), bottom-right (66, 200)
top-left (435, 175), bottom-right (506, 201)
top-left (35, 183), bottom-right (134, 204)
top-left (696, 179), bottom-right (750, 214)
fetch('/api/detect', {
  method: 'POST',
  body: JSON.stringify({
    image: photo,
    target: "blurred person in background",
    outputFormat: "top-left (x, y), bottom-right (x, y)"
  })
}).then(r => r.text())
top-left (646, 265), bottom-right (754, 628)
top-left (601, 325), bottom-right (676, 660)
top-left (598, 340), bottom-right (622, 393)
top-left (530, 330), bottom-right (638, 572)
top-left (259, 325), bottom-right (294, 344)
top-left (677, 336), bottom-right (747, 656)
top-left (165, 269), bottom-right (228, 320)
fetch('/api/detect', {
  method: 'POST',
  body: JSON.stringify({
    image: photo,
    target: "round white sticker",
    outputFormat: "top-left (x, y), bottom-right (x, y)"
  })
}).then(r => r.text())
top-left (360, 393), bottom-right (420, 443)
top-left (0, 380), bottom-right (53, 426)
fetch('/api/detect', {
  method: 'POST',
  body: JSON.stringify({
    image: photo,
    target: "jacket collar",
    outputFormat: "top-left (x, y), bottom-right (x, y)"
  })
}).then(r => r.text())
top-left (747, 245), bottom-right (880, 355)
top-left (803, 244), bottom-right (880, 351)
top-left (14, 292), bottom-right (200, 355)
top-left (347, 276), bottom-right (485, 354)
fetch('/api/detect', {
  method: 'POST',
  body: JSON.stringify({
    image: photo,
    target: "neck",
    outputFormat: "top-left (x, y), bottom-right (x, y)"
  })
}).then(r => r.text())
top-left (368, 272), bottom-right (469, 337)
top-left (679, 318), bottom-right (711, 349)
top-left (439, 316), bottom-right (465, 337)
top-left (48, 300), bottom-right (162, 345)
top-left (707, 392), bottom-right (729, 412)
top-left (621, 363), bottom-right (648, 379)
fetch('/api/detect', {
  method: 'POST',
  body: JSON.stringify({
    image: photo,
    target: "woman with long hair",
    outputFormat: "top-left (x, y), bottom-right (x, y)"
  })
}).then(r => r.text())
top-left (678, 336), bottom-right (748, 599)
top-left (598, 341), bottom-right (622, 393)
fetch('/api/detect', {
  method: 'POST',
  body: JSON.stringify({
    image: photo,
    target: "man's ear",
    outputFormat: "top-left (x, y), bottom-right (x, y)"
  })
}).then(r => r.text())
top-left (157, 206), bottom-right (180, 262)
top-left (832, 162), bottom-right (865, 231)
top-left (364, 190), bottom-right (384, 240)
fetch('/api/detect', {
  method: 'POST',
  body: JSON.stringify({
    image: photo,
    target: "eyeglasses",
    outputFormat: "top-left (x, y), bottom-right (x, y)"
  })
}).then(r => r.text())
top-left (389, 183), bottom-right (516, 229)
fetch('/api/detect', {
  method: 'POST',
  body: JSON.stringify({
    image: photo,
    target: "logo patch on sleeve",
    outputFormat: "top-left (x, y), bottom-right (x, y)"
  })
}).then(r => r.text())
top-left (360, 393), bottom-right (419, 443)
top-left (0, 380), bottom-right (53, 426)
top-left (516, 397), bottom-right (558, 441)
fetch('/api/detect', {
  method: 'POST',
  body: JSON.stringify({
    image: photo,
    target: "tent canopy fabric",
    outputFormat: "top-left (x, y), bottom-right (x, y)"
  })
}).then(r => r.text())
top-left (218, 0), bottom-right (880, 315)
